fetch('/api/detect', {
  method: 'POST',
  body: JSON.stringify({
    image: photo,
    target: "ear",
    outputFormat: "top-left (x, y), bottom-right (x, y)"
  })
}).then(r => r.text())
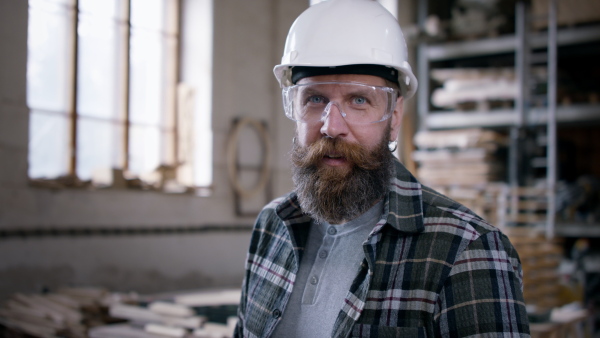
top-left (389, 96), bottom-right (404, 142)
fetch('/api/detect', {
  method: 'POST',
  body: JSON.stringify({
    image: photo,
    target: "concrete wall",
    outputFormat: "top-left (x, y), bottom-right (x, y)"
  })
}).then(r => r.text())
top-left (0, 0), bottom-right (306, 300)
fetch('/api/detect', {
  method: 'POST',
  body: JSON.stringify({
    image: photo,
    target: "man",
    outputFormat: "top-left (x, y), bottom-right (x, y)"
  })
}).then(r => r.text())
top-left (235, 0), bottom-right (530, 337)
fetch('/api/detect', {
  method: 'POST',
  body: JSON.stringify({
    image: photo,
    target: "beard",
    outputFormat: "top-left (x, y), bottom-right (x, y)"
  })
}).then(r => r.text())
top-left (291, 129), bottom-right (394, 224)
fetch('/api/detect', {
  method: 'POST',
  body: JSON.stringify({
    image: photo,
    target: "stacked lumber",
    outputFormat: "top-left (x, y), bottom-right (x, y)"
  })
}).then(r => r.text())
top-left (107, 301), bottom-right (208, 337)
top-left (505, 227), bottom-right (564, 311)
top-left (413, 128), bottom-right (507, 187)
top-left (0, 287), bottom-right (117, 338)
top-left (0, 287), bottom-right (241, 338)
top-left (432, 183), bottom-right (505, 226)
top-left (498, 186), bottom-right (549, 227)
top-left (532, 0), bottom-right (600, 29)
top-left (90, 289), bottom-right (241, 338)
top-left (430, 68), bottom-right (518, 111)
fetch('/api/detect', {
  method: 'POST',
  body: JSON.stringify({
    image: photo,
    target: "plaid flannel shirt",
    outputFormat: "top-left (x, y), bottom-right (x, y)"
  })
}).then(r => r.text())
top-left (235, 159), bottom-right (530, 337)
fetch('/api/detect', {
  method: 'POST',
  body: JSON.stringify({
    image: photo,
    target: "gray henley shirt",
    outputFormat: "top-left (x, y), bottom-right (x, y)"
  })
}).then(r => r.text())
top-left (271, 199), bottom-right (384, 337)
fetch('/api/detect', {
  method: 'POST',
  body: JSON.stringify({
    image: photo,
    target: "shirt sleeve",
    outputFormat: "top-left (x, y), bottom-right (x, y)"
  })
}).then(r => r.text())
top-left (434, 230), bottom-right (531, 337)
top-left (233, 282), bottom-right (246, 337)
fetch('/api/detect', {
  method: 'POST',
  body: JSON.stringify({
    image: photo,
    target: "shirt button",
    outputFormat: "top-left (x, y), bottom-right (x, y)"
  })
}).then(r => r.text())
top-left (310, 276), bottom-right (318, 285)
top-left (272, 309), bottom-right (282, 319)
top-left (319, 250), bottom-right (328, 259)
top-left (327, 227), bottom-right (337, 235)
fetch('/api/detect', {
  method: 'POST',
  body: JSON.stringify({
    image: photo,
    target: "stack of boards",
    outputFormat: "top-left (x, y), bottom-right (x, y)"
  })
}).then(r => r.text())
top-left (504, 227), bottom-right (564, 311)
top-left (0, 287), bottom-right (241, 338)
top-left (413, 128), bottom-right (507, 187)
top-left (92, 289), bottom-right (241, 338)
top-left (0, 287), bottom-right (113, 338)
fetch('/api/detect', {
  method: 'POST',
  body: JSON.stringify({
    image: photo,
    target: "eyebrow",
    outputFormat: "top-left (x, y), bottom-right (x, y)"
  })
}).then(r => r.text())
top-left (299, 87), bottom-right (325, 97)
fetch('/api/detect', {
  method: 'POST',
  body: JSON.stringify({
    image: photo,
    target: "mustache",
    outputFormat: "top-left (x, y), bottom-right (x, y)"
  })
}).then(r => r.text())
top-left (291, 137), bottom-right (384, 171)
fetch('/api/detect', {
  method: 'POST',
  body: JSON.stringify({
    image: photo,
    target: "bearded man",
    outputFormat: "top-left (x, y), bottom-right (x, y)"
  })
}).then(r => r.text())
top-left (235, 1), bottom-right (530, 337)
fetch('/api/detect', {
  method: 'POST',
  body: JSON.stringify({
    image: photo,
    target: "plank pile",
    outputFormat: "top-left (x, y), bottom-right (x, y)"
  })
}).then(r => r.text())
top-left (504, 227), bottom-right (564, 311)
top-left (498, 186), bottom-right (549, 227)
top-left (0, 287), bottom-right (117, 337)
top-left (429, 183), bottom-right (506, 226)
top-left (413, 128), bottom-right (508, 187)
top-left (90, 289), bottom-right (241, 338)
top-left (430, 68), bottom-right (518, 111)
top-left (0, 288), bottom-right (241, 338)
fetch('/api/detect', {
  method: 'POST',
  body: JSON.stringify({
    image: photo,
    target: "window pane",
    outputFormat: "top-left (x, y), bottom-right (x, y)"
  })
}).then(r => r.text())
top-left (129, 28), bottom-right (164, 126)
top-left (38, 0), bottom-right (76, 6)
top-left (28, 111), bottom-right (70, 179)
top-left (163, 35), bottom-right (178, 131)
top-left (29, 0), bottom-right (75, 12)
top-left (195, 131), bottom-right (213, 187)
top-left (76, 118), bottom-right (123, 180)
top-left (77, 11), bottom-right (124, 120)
top-left (129, 125), bottom-right (161, 175)
top-left (79, 0), bottom-right (123, 19)
top-left (131, 0), bottom-right (164, 31)
top-left (27, 0), bottom-right (73, 112)
top-left (181, 0), bottom-right (213, 187)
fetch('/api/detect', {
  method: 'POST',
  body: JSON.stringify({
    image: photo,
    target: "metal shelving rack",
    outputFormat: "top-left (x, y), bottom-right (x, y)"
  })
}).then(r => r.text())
top-left (418, 23), bottom-right (600, 130)
top-left (416, 0), bottom-right (600, 238)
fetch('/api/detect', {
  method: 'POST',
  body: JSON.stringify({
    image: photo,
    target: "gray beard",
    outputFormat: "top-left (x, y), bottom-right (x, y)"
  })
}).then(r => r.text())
top-left (291, 138), bottom-right (394, 224)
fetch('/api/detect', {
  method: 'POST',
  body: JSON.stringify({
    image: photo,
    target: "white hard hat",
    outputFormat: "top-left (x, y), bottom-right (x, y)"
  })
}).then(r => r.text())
top-left (273, 0), bottom-right (417, 99)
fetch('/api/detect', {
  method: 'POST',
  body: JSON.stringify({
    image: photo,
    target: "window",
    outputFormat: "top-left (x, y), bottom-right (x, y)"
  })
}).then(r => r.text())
top-left (27, 0), bottom-right (212, 190)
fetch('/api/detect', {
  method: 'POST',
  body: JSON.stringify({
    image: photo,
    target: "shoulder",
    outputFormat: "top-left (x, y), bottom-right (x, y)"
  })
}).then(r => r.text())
top-left (420, 184), bottom-right (496, 236)
top-left (254, 193), bottom-right (294, 227)
top-left (416, 185), bottom-right (520, 267)
top-left (250, 191), bottom-right (305, 244)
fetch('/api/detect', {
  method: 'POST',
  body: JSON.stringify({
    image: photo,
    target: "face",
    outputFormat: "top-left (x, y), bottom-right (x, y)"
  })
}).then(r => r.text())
top-left (295, 73), bottom-right (404, 170)
top-left (290, 74), bottom-right (404, 224)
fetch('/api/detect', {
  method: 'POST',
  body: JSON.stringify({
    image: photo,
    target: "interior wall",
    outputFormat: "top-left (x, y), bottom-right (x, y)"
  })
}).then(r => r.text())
top-left (0, 0), bottom-right (306, 300)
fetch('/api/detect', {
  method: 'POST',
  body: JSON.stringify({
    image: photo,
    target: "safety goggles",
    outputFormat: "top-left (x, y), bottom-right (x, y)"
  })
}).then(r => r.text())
top-left (282, 81), bottom-right (398, 125)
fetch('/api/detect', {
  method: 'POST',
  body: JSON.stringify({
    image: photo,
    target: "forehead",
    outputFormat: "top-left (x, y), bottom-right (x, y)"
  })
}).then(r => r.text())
top-left (296, 73), bottom-right (387, 87)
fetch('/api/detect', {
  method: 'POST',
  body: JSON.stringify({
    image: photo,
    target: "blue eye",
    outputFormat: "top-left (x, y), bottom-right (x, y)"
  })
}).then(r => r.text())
top-left (353, 97), bottom-right (367, 105)
top-left (308, 96), bottom-right (326, 104)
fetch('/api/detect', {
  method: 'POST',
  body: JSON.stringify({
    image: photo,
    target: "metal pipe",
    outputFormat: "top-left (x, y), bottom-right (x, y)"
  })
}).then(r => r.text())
top-left (123, 0), bottom-right (131, 171)
top-left (417, 0), bottom-right (429, 131)
top-left (510, 1), bottom-right (529, 188)
top-left (69, 0), bottom-right (80, 177)
top-left (546, 0), bottom-right (558, 239)
top-left (515, 1), bottom-right (527, 129)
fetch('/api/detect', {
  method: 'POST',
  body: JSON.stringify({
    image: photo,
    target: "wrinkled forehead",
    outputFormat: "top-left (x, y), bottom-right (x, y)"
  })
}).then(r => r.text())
top-left (295, 82), bottom-right (380, 99)
top-left (296, 74), bottom-right (387, 87)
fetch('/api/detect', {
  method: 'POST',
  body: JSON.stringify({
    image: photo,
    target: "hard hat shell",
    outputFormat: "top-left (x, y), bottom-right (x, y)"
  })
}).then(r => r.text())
top-left (273, 0), bottom-right (417, 99)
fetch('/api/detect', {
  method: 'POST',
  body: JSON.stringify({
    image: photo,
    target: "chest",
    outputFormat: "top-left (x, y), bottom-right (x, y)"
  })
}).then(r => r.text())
top-left (246, 230), bottom-right (452, 336)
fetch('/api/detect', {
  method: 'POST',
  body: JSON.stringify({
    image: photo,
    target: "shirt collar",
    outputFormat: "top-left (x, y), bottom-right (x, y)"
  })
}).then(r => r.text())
top-left (382, 159), bottom-right (425, 234)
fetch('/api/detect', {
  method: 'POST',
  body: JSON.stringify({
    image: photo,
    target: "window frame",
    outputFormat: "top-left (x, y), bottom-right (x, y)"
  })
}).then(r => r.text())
top-left (27, 0), bottom-right (184, 190)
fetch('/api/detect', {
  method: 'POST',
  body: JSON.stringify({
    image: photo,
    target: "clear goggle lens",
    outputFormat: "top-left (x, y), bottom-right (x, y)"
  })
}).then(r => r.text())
top-left (282, 81), bottom-right (397, 124)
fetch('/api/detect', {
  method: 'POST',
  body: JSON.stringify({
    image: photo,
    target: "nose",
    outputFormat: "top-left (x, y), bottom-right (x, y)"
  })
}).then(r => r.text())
top-left (320, 102), bottom-right (349, 138)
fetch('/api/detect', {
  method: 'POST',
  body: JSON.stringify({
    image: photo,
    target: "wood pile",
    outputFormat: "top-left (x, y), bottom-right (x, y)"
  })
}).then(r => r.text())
top-left (0, 287), bottom-right (119, 338)
top-left (532, 0), bottom-right (600, 29)
top-left (431, 183), bottom-right (505, 226)
top-left (497, 186), bottom-right (549, 227)
top-left (413, 128), bottom-right (508, 187)
top-left (0, 288), bottom-right (241, 338)
top-left (90, 289), bottom-right (241, 338)
top-left (505, 227), bottom-right (564, 311)
top-left (430, 68), bottom-right (518, 111)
